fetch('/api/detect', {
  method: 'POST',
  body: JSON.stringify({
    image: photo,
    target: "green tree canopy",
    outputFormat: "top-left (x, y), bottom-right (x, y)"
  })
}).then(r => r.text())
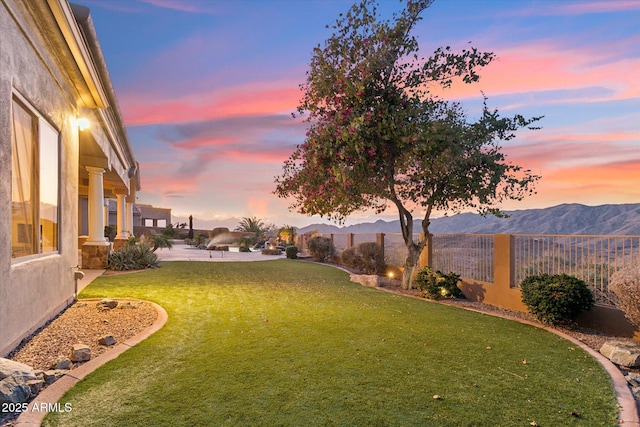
top-left (275, 0), bottom-right (541, 289)
top-left (235, 216), bottom-right (275, 240)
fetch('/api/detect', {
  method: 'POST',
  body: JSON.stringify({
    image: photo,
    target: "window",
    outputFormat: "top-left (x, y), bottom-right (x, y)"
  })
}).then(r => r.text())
top-left (11, 97), bottom-right (59, 258)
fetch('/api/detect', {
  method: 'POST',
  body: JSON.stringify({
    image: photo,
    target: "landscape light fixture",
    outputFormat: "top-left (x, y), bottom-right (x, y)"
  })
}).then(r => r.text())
top-left (77, 117), bottom-right (90, 131)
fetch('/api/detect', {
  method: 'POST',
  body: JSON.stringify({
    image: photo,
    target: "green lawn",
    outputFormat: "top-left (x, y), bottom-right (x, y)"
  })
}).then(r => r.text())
top-left (45, 261), bottom-right (617, 426)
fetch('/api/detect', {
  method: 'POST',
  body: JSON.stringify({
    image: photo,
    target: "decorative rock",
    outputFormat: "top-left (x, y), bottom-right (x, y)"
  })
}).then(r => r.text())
top-left (26, 378), bottom-right (44, 397)
top-left (119, 301), bottom-right (136, 309)
top-left (96, 298), bottom-right (118, 310)
top-left (70, 344), bottom-right (91, 362)
top-left (0, 375), bottom-right (31, 404)
top-left (99, 335), bottom-right (116, 346)
top-left (50, 355), bottom-right (72, 370)
top-left (43, 370), bottom-right (67, 385)
top-left (350, 274), bottom-right (380, 288)
top-left (599, 340), bottom-right (640, 367)
top-left (0, 358), bottom-right (37, 382)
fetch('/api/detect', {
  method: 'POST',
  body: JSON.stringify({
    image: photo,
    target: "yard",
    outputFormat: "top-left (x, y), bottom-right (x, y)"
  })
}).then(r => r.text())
top-left (45, 260), bottom-right (617, 426)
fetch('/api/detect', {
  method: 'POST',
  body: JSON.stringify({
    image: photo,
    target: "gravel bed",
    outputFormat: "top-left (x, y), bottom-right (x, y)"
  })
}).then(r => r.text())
top-left (1, 299), bottom-right (157, 426)
top-left (8, 299), bottom-right (157, 371)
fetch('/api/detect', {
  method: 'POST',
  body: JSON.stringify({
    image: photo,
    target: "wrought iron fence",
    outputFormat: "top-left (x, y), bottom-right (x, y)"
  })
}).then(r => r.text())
top-left (431, 234), bottom-right (494, 283)
top-left (318, 232), bottom-right (639, 307)
top-left (513, 235), bottom-right (640, 305)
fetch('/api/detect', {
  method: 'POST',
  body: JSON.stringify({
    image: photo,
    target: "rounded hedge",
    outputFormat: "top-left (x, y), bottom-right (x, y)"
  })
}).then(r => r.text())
top-left (520, 273), bottom-right (594, 325)
top-left (285, 246), bottom-right (299, 259)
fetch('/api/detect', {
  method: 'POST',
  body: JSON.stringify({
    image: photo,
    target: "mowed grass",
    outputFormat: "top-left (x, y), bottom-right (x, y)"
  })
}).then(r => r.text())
top-left (45, 261), bottom-right (617, 426)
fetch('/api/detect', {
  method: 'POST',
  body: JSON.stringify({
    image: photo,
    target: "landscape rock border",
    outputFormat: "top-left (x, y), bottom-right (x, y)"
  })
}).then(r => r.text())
top-left (14, 299), bottom-right (167, 426)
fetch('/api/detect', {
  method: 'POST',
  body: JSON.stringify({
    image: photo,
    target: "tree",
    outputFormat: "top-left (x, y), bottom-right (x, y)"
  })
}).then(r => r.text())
top-left (274, 0), bottom-right (541, 289)
top-left (277, 225), bottom-right (297, 245)
top-left (188, 215), bottom-right (194, 240)
top-left (235, 216), bottom-right (275, 240)
top-left (146, 233), bottom-right (173, 252)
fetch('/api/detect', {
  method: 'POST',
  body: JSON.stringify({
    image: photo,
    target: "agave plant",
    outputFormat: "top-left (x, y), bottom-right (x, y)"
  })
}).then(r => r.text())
top-left (108, 245), bottom-right (159, 271)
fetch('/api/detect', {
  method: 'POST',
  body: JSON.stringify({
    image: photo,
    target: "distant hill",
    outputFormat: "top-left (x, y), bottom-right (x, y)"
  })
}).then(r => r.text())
top-left (297, 203), bottom-right (640, 236)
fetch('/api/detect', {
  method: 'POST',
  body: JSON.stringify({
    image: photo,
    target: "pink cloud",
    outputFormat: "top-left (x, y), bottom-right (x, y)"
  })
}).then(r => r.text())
top-left (171, 136), bottom-right (239, 151)
top-left (506, 131), bottom-right (640, 169)
top-left (543, 1), bottom-right (640, 15)
top-left (428, 39), bottom-right (640, 104)
top-left (121, 85), bottom-right (301, 125)
top-left (140, 0), bottom-right (225, 14)
top-left (538, 160), bottom-right (640, 201)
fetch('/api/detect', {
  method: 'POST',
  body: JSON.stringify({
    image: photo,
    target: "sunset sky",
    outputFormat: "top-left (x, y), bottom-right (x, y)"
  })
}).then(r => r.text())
top-left (79, 0), bottom-right (640, 228)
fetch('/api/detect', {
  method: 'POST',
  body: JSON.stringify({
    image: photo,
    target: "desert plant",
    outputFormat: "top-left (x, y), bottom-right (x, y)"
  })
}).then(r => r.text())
top-left (285, 245), bottom-right (299, 259)
top-left (414, 266), bottom-right (464, 300)
top-left (108, 245), bottom-right (159, 271)
top-left (609, 265), bottom-right (640, 327)
top-left (341, 246), bottom-right (360, 269)
top-left (520, 273), bottom-right (594, 325)
top-left (355, 242), bottom-right (385, 274)
top-left (239, 245), bottom-right (251, 252)
top-left (145, 233), bottom-right (173, 252)
top-left (307, 236), bottom-right (335, 262)
top-left (161, 223), bottom-right (178, 238)
top-left (341, 242), bottom-right (385, 274)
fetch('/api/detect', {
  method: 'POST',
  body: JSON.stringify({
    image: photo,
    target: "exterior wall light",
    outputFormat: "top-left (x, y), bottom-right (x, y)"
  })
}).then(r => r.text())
top-left (77, 117), bottom-right (90, 131)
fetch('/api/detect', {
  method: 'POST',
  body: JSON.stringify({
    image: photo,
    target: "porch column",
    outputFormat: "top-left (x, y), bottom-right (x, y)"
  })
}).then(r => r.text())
top-left (126, 200), bottom-right (134, 236)
top-left (82, 167), bottom-right (110, 269)
top-left (115, 191), bottom-right (128, 239)
top-left (86, 167), bottom-right (106, 243)
top-left (103, 199), bottom-right (109, 228)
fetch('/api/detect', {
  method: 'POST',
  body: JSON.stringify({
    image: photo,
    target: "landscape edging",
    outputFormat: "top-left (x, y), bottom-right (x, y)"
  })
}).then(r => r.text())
top-left (371, 283), bottom-right (640, 425)
top-left (14, 299), bottom-right (168, 426)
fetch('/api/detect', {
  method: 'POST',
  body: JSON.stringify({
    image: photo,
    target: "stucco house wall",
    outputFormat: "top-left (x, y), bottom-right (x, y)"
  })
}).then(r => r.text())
top-left (0, 0), bottom-right (139, 356)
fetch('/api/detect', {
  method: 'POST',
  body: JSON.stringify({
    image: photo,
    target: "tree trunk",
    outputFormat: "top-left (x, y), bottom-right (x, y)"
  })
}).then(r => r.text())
top-left (401, 242), bottom-right (421, 290)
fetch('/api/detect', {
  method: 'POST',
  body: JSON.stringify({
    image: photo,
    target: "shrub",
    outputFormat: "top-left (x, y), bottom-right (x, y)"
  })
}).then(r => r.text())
top-left (414, 266), bottom-right (464, 300)
top-left (161, 224), bottom-right (178, 238)
top-left (285, 246), bottom-right (298, 259)
top-left (341, 242), bottom-right (385, 274)
top-left (307, 236), bottom-right (335, 262)
top-left (520, 274), bottom-right (594, 325)
top-left (104, 225), bottom-right (116, 242)
top-left (108, 245), bottom-right (159, 271)
top-left (609, 265), bottom-right (640, 327)
top-left (239, 245), bottom-right (251, 252)
top-left (341, 246), bottom-right (359, 269)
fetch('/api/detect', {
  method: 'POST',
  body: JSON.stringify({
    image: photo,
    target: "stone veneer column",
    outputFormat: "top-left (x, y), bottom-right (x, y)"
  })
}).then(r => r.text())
top-left (82, 167), bottom-right (110, 269)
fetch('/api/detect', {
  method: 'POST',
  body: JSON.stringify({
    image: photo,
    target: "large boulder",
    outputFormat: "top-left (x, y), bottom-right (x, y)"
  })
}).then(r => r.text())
top-left (600, 340), bottom-right (640, 367)
top-left (0, 375), bottom-right (31, 404)
top-left (0, 358), bottom-right (37, 382)
top-left (350, 274), bottom-right (380, 288)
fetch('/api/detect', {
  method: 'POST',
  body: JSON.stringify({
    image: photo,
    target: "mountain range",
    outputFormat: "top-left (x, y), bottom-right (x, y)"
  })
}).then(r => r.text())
top-left (296, 203), bottom-right (640, 236)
